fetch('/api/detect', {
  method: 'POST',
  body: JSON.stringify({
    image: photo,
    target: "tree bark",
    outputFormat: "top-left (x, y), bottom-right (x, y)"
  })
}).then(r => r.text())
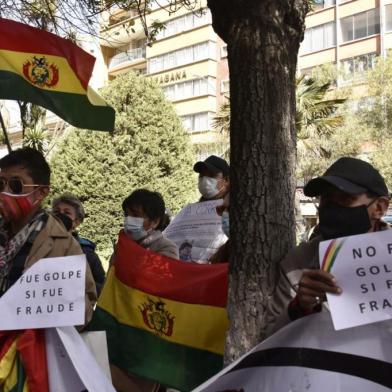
top-left (207, 0), bottom-right (308, 362)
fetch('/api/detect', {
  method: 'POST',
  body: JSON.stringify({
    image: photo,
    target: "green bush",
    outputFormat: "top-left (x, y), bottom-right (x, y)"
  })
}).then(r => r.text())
top-left (50, 72), bottom-right (197, 263)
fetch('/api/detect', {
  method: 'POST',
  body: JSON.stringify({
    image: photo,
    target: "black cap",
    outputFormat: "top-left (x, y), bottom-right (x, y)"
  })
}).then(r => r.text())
top-left (304, 157), bottom-right (389, 197)
top-left (193, 155), bottom-right (229, 176)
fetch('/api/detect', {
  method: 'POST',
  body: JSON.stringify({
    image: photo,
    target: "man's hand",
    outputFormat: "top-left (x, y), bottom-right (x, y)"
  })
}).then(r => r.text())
top-left (297, 269), bottom-right (342, 310)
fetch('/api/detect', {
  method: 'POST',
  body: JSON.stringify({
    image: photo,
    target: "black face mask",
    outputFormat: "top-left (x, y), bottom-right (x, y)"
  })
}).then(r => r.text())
top-left (54, 212), bottom-right (73, 232)
top-left (318, 202), bottom-right (372, 240)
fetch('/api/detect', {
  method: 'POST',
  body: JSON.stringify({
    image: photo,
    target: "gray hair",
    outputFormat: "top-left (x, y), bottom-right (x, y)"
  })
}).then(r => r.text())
top-left (52, 193), bottom-right (85, 221)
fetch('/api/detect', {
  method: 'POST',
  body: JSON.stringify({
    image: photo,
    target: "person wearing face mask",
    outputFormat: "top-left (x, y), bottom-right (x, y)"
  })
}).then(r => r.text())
top-left (122, 189), bottom-right (178, 259)
top-left (194, 155), bottom-right (230, 201)
top-left (0, 148), bottom-right (96, 326)
top-left (210, 193), bottom-right (230, 264)
top-left (52, 194), bottom-right (105, 296)
top-left (111, 189), bottom-right (178, 392)
top-left (163, 156), bottom-right (229, 263)
top-left (266, 157), bottom-right (390, 335)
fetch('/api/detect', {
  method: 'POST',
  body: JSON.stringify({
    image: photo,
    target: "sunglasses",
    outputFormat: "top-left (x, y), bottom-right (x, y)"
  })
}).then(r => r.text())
top-left (0, 177), bottom-right (41, 195)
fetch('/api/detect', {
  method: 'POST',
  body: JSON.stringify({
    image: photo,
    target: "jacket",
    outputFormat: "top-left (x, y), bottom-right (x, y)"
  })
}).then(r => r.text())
top-left (267, 222), bottom-right (391, 336)
top-left (141, 231), bottom-right (179, 260)
top-left (24, 213), bottom-right (97, 327)
top-left (265, 236), bottom-right (321, 336)
top-left (76, 235), bottom-right (106, 296)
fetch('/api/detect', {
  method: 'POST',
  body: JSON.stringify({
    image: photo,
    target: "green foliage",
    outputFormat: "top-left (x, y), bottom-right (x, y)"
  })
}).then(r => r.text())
top-left (297, 113), bottom-right (371, 183)
top-left (364, 56), bottom-right (392, 138)
top-left (17, 102), bottom-right (46, 137)
top-left (296, 75), bottom-right (346, 140)
top-left (23, 126), bottom-right (47, 153)
top-left (213, 75), bottom-right (347, 177)
top-left (363, 56), bottom-right (392, 188)
top-left (50, 72), bottom-right (197, 260)
top-left (370, 138), bottom-right (392, 190)
top-left (21, 0), bottom-right (57, 30)
top-left (212, 99), bottom-right (230, 135)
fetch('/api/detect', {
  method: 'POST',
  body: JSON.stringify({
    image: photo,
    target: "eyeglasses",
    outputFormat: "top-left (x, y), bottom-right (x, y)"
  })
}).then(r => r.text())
top-left (0, 177), bottom-right (41, 194)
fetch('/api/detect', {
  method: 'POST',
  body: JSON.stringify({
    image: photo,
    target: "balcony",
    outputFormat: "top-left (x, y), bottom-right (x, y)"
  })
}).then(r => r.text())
top-left (109, 47), bottom-right (146, 70)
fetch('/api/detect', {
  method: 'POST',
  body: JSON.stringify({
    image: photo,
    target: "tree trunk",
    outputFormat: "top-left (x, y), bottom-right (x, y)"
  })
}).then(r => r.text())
top-left (208, 0), bottom-right (308, 362)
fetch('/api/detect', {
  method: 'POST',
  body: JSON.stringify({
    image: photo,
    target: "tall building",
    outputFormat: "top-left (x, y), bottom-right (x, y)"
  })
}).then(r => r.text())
top-left (299, 0), bottom-right (392, 92)
top-left (99, 1), bottom-right (229, 159)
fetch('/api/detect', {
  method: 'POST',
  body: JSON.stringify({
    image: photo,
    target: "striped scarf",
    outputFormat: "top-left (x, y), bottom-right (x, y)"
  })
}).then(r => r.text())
top-left (0, 211), bottom-right (46, 289)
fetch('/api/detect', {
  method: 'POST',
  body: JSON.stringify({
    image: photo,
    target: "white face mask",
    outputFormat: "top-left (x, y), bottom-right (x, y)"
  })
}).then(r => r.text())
top-left (124, 216), bottom-right (147, 241)
top-left (198, 176), bottom-right (220, 199)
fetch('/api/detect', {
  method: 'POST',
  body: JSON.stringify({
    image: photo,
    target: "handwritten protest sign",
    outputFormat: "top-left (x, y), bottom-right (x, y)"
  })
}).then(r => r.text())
top-left (0, 255), bottom-right (86, 330)
top-left (164, 199), bottom-right (227, 263)
top-left (319, 230), bottom-right (392, 330)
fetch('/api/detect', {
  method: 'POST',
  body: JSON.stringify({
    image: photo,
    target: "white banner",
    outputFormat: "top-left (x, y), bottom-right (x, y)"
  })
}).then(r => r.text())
top-left (46, 327), bottom-right (115, 392)
top-left (319, 230), bottom-right (392, 330)
top-left (194, 312), bottom-right (392, 391)
top-left (0, 255), bottom-right (86, 330)
top-left (164, 200), bottom-right (227, 263)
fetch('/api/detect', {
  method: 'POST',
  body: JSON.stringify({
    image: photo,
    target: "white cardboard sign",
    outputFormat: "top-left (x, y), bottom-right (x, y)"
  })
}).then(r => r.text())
top-left (319, 230), bottom-right (392, 330)
top-left (0, 255), bottom-right (86, 330)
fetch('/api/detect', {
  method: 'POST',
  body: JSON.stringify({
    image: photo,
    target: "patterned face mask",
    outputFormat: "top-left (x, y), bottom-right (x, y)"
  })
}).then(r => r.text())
top-left (0, 191), bottom-right (40, 223)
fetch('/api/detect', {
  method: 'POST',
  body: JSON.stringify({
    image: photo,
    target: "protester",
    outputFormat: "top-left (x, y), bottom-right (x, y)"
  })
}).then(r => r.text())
top-left (121, 189), bottom-right (178, 259)
top-left (267, 157), bottom-right (390, 333)
top-left (0, 148), bottom-right (96, 326)
top-left (194, 155), bottom-right (230, 201)
top-left (164, 156), bottom-right (229, 263)
top-left (52, 194), bottom-right (106, 295)
top-left (111, 189), bottom-right (178, 391)
top-left (209, 193), bottom-right (230, 263)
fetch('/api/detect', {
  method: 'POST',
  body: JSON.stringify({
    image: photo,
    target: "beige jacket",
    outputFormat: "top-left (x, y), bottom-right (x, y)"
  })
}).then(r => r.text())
top-left (24, 213), bottom-right (97, 326)
top-left (142, 232), bottom-right (179, 260)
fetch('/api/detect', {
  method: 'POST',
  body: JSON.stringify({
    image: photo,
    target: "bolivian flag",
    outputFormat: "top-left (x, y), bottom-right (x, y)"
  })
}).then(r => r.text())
top-left (0, 18), bottom-right (115, 131)
top-left (89, 231), bottom-right (229, 391)
top-left (0, 329), bottom-right (49, 392)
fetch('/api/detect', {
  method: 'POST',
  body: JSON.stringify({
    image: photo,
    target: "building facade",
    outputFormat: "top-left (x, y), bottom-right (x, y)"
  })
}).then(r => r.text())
top-left (299, 0), bottom-right (392, 90)
top-left (99, 1), bottom-right (229, 158)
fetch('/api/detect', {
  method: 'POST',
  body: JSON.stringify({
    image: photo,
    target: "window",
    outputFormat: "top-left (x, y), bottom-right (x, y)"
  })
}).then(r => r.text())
top-left (341, 53), bottom-right (377, 82)
top-left (340, 9), bottom-right (380, 43)
top-left (221, 45), bottom-right (228, 58)
top-left (221, 80), bottom-right (230, 94)
top-left (314, 0), bottom-right (335, 10)
top-left (350, 96), bottom-right (376, 112)
top-left (162, 77), bottom-right (216, 101)
top-left (148, 41), bottom-right (217, 73)
top-left (155, 9), bottom-right (212, 40)
top-left (150, 0), bottom-right (170, 10)
top-left (386, 5), bottom-right (392, 32)
top-left (300, 22), bottom-right (336, 54)
top-left (181, 112), bottom-right (212, 132)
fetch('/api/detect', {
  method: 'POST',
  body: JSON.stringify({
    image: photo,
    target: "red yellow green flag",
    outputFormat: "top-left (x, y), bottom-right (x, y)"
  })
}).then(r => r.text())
top-left (0, 18), bottom-right (115, 131)
top-left (89, 231), bottom-right (229, 390)
top-left (0, 329), bottom-right (49, 392)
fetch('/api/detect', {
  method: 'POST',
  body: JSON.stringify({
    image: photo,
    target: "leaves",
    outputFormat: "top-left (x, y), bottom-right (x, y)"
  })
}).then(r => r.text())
top-left (50, 72), bottom-right (197, 260)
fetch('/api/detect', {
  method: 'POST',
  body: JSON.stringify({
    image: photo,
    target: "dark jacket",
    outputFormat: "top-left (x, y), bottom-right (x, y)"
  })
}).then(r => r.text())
top-left (74, 234), bottom-right (106, 296)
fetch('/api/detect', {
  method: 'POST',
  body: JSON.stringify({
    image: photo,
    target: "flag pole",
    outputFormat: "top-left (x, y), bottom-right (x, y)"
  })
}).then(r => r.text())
top-left (0, 111), bottom-right (12, 153)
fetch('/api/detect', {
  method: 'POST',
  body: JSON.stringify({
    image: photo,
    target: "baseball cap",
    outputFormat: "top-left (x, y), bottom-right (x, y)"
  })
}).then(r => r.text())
top-left (304, 157), bottom-right (389, 197)
top-left (193, 155), bottom-right (229, 176)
